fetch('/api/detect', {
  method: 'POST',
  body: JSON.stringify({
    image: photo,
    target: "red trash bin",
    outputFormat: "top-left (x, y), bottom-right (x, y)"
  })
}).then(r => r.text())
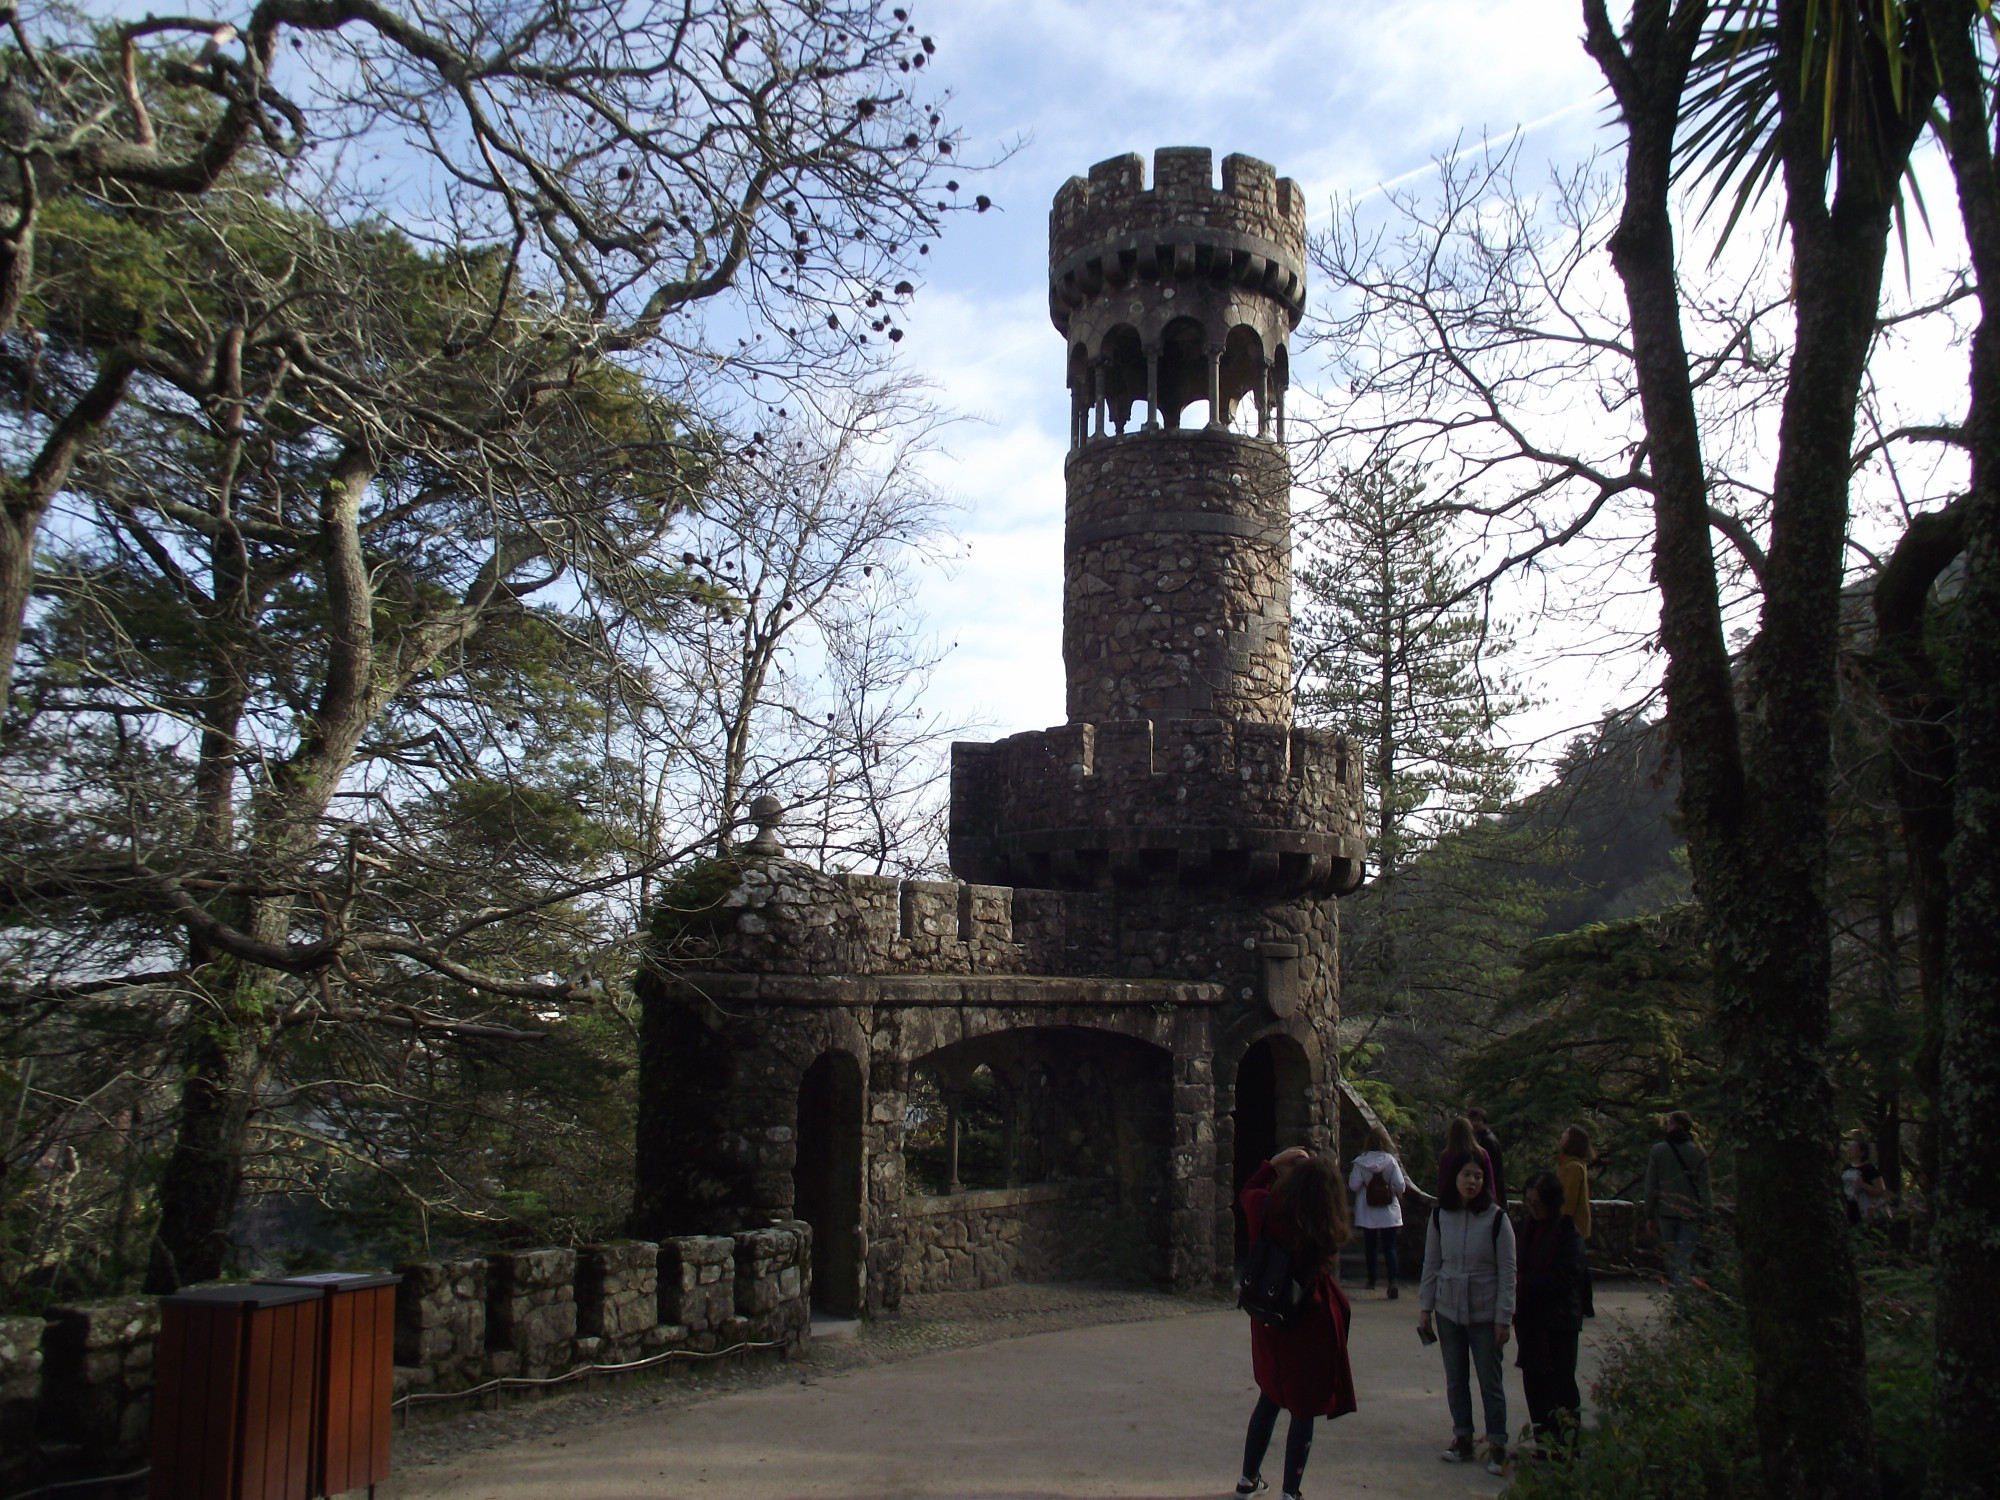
top-left (150, 1283), bottom-right (322, 1500)
top-left (261, 1272), bottom-right (401, 1499)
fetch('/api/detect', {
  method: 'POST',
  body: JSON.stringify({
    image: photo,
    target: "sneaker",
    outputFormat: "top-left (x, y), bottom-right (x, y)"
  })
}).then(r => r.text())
top-left (1386, 1284), bottom-right (1399, 1300)
top-left (1441, 1436), bottom-right (1475, 1463)
top-left (1484, 1442), bottom-right (1508, 1476)
top-left (1232, 1478), bottom-right (1267, 1499)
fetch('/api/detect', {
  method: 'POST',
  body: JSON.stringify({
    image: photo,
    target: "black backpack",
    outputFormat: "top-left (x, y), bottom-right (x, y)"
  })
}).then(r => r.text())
top-left (1237, 1196), bottom-right (1308, 1327)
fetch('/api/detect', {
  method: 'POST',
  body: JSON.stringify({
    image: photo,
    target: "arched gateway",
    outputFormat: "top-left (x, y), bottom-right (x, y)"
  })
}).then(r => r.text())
top-left (632, 149), bottom-right (1368, 1312)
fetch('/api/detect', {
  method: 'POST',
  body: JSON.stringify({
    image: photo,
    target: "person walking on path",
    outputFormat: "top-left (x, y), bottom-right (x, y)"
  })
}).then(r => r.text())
top-left (1841, 1136), bottom-right (1890, 1228)
top-left (1434, 1115), bottom-right (1498, 1205)
top-left (1418, 1154), bottom-right (1515, 1476)
top-left (1643, 1110), bottom-right (1711, 1286)
top-left (1514, 1170), bottom-right (1589, 1457)
top-left (1554, 1126), bottom-right (1593, 1244)
top-left (1348, 1125), bottom-right (1408, 1298)
top-left (1234, 1147), bottom-right (1357, 1500)
top-left (1468, 1107), bottom-right (1508, 1206)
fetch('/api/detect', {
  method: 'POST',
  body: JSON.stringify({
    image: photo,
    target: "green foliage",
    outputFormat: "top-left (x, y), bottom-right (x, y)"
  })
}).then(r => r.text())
top-left (1461, 909), bottom-right (1717, 1195)
top-left (647, 857), bottom-right (751, 950)
top-left (1507, 1246), bottom-right (1933, 1500)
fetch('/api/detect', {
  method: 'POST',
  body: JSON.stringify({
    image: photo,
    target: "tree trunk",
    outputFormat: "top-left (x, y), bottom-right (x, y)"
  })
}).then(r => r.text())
top-left (144, 951), bottom-right (276, 1292)
top-left (1914, 10), bottom-right (2000, 1489)
top-left (1583, 4), bottom-right (1887, 1492)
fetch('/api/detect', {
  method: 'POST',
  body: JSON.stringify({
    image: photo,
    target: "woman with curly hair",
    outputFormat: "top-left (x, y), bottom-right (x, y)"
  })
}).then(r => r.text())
top-left (1232, 1146), bottom-right (1356, 1500)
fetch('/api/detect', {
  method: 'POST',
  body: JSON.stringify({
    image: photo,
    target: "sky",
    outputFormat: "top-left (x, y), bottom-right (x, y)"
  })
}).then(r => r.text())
top-left (880, 0), bottom-right (1620, 764)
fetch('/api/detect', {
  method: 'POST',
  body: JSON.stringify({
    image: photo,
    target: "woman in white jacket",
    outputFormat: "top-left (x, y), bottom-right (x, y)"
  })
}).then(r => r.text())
top-left (1347, 1124), bottom-right (1408, 1297)
top-left (1418, 1155), bottom-right (1516, 1475)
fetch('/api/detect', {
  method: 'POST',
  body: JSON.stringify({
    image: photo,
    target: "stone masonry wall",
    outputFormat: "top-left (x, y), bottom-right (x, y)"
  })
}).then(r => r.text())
top-left (577, 1240), bottom-right (661, 1363)
top-left (0, 1237), bottom-right (812, 1496)
top-left (486, 1247), bottom-right (577, 1380)
top-left (29, 1298), bottom-right (159, 1488)
top-left (898, 1182), bottom-right (1124, 1294)
top-left (0, 1314), bottom-right (47, 1493)
top-left (1063, 434), bottom-right (1292, 725)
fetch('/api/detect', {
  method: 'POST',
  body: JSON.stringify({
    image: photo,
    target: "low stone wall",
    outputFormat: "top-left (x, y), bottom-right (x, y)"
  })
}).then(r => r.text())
top-left (0, 1315), bottom-right (49, 1493)
top-left (899, 1181), bottom-right (1128, 1294)
top-left (0, 1229), bottom-right (813, 1495)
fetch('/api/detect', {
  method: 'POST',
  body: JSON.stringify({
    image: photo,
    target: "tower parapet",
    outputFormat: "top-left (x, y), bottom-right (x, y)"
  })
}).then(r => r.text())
top-left (949, 720), bottom-right (1364, 898)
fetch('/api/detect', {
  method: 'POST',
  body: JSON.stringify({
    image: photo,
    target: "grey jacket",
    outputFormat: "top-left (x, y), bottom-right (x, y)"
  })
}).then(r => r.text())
top-left (1419, 1203), bottom-right (1517, 1325)
top-left (1644, 1136), bottom-right (1711, 1222)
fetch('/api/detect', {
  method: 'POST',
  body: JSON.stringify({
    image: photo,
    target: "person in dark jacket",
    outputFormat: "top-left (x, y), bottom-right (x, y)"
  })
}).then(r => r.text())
top-left (1234, 1147), bottom-right (1356, 1500)
top-left (1468, 1106), bottom-right (1507, 1205)
top-left (1434, 1115), bottom-right (1499, 1204)
top-left (1515, 1169), bottom-right (1589, 1455)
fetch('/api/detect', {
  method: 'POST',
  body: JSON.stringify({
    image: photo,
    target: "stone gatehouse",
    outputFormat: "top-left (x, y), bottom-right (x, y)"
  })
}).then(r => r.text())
top-left (632, 147), bottom-right (1368, 1316)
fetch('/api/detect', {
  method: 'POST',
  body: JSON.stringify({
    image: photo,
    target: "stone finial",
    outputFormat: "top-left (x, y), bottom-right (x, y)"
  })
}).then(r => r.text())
top-left (742, 794), bottom-right (785, 856)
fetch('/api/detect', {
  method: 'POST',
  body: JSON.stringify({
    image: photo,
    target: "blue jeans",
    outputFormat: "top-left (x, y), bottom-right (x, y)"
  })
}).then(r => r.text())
top-left (1437, 1314), bottom-right (1508, 1447)
top-left (1660, 1216), bottom-right (1700, 1285)
top-left (1364, 1226), bottom-right (1400, 1285)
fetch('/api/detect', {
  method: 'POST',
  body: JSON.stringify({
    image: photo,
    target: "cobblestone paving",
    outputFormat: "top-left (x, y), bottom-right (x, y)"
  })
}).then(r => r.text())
top-left (385, 1282), bottom-right (1228, 1484)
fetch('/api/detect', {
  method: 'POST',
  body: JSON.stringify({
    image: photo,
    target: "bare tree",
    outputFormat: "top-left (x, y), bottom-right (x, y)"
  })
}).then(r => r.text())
top-left (1297, 4), bottom-right (1966, 1488)
top-left (0, 1), bottom-right (978, 1293)
top-left (0, 0), bottom-right (974, 712)
top-left (618, 380), bottom-right (963, 880)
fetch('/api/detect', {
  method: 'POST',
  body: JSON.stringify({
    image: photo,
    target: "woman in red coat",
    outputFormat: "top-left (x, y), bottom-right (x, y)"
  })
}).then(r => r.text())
top-left (1234, 1146), bottom-right (1357, 1500)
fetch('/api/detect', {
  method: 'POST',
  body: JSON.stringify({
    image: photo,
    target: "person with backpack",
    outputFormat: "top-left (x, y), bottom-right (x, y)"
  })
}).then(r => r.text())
top-left (1347, 1124), bottom-right (1408, 1297)
top-left (1232, 1146), bottom-right (1356, 1500)
top-left (1643, 1109), bottom-right (1711, 1286)
top-left (1418, 1153), bottom-right (1516, 1476)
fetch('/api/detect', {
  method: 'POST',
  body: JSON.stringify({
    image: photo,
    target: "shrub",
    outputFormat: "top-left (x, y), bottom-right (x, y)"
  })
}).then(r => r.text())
top-left (1507, 1242), bottom-right (1930, 1499)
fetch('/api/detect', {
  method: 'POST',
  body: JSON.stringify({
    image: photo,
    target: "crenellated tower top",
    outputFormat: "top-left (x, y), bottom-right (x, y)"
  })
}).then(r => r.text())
top-left (945, 148), bottom-right (1363, 899)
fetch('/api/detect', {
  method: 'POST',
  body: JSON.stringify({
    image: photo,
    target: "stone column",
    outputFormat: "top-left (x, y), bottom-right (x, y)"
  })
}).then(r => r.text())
top-left (1204, 346), bottom-right (1223, 430)
top-left (1168, 1016), bottom-right (1218, 1289)
top-left (1145, 347), bottom-right (1162, 429)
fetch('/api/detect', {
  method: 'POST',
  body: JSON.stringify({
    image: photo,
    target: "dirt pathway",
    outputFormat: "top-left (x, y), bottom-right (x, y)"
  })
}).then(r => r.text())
top-left (374, 1282), bottom-right (1656, 1500)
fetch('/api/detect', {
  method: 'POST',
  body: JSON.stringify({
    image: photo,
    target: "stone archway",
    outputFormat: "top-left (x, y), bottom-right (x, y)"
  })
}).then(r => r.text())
top-left (1230, 1032), bottom-right (1314, 1264)
top-left (793, 1050), bottom-right (865, 1317)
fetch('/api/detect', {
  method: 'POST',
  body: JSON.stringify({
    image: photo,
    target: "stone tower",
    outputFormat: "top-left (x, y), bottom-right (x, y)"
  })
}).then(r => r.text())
top-left (633, 149), bottom-right (1368, 1317)
top-left (951, 148), bottom-right (1354, 902)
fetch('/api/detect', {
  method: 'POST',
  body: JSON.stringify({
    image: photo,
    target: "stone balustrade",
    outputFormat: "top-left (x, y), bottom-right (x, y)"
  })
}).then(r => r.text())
top-left (0, 1226), bottom-right (811, 1495)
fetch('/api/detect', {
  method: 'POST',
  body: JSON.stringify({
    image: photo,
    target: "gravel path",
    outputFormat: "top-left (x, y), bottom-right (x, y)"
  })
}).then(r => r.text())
top-left (373, 1281), bottom-right (1659, 1500)
top-left (382, 1283), bottom-right (1227, 1483)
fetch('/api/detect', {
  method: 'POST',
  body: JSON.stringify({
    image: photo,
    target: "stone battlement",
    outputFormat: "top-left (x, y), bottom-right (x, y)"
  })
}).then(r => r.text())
top-left (949, 719), bottom-right (1365, 896)
top-left (1049, 149), bottom-right (1308, 334)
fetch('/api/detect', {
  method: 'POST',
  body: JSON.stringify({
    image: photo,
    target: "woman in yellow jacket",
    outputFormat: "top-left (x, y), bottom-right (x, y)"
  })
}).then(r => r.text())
top-left (1554, 1126), bottom-right (1593, 1243)
top-left (1555, 1126), bottom-right (1594, 1318)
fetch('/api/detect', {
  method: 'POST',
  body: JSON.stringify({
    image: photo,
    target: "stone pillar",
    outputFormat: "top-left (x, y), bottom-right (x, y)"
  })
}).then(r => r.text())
top-left (486, 1248), bottom-right (577, 1380)
top-left (1168, 1019), bottom-right (1218, 1290)
top-left (394, 1258), bottom-right (487, 1391)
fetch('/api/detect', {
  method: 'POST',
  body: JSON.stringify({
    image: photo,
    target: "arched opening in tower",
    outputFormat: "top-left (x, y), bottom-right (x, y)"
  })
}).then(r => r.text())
top-left (793, 1049), bottom-right (865, 1316)
top-left (1157, 316), bottom-right (1211, 430)
top-left (1220, 325), bottom-right (1267, 436)
top-left (902, 1027), bottom-right (1176, 1287)
top-left (1100, 324), bottom-right (1146, 434)
top-left (1230, 1032), bottom-right (1314, 1264)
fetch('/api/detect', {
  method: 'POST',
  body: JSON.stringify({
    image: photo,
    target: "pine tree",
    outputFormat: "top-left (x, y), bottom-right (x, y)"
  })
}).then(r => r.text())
top-left (1294, 459), bottom-right (1541, 1123)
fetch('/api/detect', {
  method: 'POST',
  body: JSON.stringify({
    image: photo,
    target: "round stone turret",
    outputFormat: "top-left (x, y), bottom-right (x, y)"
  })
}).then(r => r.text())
top-left (1052, 148), bottom-right (1304, 726)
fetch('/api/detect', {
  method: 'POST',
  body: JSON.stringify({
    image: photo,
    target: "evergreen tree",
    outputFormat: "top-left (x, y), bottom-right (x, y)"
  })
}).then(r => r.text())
top-left (1294, 458), bottom-right (1542, 1126)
